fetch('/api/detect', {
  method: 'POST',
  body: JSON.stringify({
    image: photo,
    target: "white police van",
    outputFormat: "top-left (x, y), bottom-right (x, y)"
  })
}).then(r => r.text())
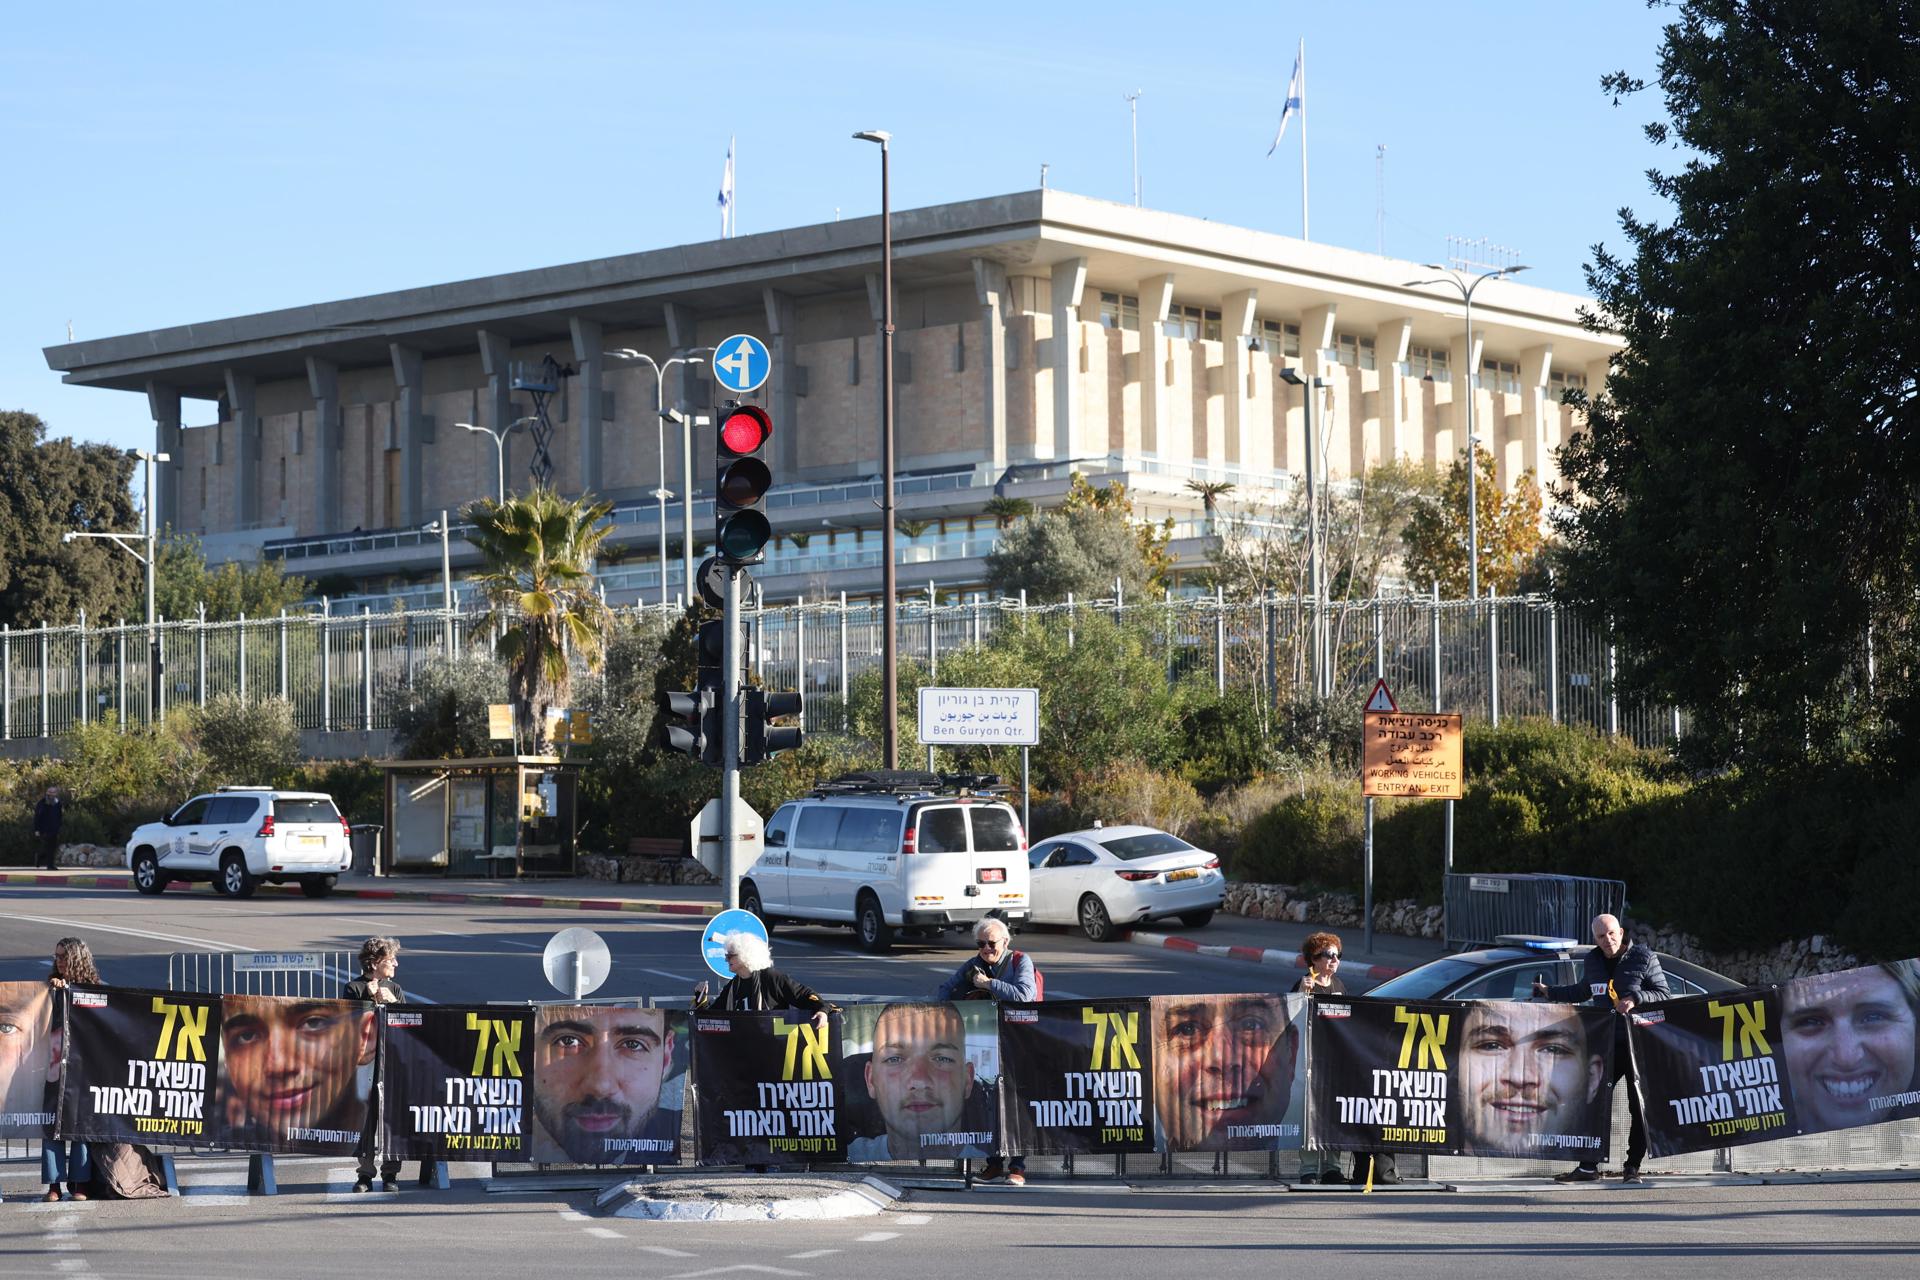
top-left (741, 771), bottom-right (1030, 952)
top-left (124, 786), bottom-right (352, 898)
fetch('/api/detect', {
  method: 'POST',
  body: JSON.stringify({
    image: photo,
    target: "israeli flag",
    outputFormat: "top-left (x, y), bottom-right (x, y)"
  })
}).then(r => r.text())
top-left (718, 135), bottom-right (735, 237)
top-left (1268, 43), bottom-right (1304, 156)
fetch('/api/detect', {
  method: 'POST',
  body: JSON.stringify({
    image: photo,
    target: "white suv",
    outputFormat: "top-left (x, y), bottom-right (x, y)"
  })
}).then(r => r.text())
top-left (125, 787), bottom-right (352, 899)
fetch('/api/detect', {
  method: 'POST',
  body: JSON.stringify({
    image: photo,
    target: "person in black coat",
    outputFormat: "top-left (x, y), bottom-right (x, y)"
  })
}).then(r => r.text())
top-left (692, 933), bottom-right (833, 1031)
top-left (1293, 931), bottom-right (1399, 1185)
top-left (33, 786), bottom-right (64, 871)
top-left (1534, 913), bottom-right (1671, 1183)
top-left (344, 936), bottom-right (406, 1193)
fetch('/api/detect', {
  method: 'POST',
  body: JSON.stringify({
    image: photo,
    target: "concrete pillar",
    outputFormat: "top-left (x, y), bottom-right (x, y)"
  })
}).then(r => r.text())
top-left (389, 344), bottom-right (427, 525)
top-left (1137, 274), bottom-right (1175, 459)
top-left (1049, 257), bottom-right (1087, 460)
top-left (303, 358), bottom-right (343, 534)
top-left (970, 259), bottom-right (1010, 470)
top-left (1519, 343), bottom-right (1554, 484)
top-left (477, 330), bottom-right (516, 494)
top-left (1300, 304), bottom-right (1337, 381)
top-left (146, 382), bottom-right (182, 532)
top-left (1221, 289), bottom-right (1258, 470)
top-left (222, 369), bottom-right (260, 527)
top-left (569, 318), bottom-right (605, 495)
top-left (763, 288), bottom-right (801, 473)
top-left (1375, 318), bottom-right (1414, 462)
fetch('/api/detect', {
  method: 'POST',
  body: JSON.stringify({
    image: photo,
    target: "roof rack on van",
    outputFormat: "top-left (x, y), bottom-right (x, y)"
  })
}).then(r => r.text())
top-left (216, 785), bottom-right (277, 791)
top-left (812, 770), bottom-right (942, 797)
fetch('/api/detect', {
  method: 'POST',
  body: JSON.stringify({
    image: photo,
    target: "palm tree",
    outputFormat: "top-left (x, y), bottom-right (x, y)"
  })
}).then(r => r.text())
top-left (983, 496), bottom-right (1034, 529)
top-left (464, 487), bottom-right (615, 754)
top-left (1185, 480), bottom-right (1236, 534)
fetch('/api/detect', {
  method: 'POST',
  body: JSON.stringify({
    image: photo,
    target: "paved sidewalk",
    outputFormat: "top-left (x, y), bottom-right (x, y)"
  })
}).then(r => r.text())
top-left (1, 867), bottom-right (1446, 979)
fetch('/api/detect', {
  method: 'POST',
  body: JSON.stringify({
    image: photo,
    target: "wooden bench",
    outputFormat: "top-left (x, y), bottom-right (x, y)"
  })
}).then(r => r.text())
top-left (627, 837), bottom-right (685, 859)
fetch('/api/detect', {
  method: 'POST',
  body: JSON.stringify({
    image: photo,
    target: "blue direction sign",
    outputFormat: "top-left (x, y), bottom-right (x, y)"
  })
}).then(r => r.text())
top-left (700, 908), bottom-right (770, 979)
top-left (711, 333), bottom-right (771, 395)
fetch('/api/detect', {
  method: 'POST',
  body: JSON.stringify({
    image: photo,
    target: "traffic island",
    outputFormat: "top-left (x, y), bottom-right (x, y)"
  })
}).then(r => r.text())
top-left (594, 1173), bottom-right (900, 1221)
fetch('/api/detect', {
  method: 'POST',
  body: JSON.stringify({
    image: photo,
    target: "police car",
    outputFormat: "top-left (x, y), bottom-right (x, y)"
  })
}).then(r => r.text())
top-left (125, 787), bottom-right (352, 898)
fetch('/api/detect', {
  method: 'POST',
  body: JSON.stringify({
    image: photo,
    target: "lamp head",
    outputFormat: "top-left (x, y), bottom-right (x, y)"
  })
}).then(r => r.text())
top-left (1277, 366), bottom-right (1305, 387)
top-left (853, 130), bottom-right (892, 146)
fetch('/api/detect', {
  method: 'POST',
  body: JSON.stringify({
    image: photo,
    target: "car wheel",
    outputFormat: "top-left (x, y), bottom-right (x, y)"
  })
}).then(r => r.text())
top-left (131, 850), bottom-right (166, 896)
top-left (741, 882), bottom-right (774, 934)
top-left (218, 853), bottom-right (257, 899)
top-left (1079, 894), bottom-right (1118, 943)
top-left (855, 892), bottom-right (894, 953)
top-left (1178, 909), bottom-right (1216, 929)
top-left (300, 876), bottom-right (337, 899)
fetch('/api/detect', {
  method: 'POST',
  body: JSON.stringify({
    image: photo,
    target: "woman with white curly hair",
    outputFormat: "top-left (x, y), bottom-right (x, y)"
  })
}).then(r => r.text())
top-left (692, 931), bottom-right (834, 1031)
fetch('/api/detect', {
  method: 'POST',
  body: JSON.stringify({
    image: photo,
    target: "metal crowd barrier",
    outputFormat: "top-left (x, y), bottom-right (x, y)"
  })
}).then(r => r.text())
top-left (166, 950), bottom-right (356, 998)
top-left (1444, 872), bottom-right (1626, 949)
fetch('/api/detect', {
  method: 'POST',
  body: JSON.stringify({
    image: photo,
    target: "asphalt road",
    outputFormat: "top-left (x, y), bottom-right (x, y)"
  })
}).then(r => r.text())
top-left (4, 1166), bottom-right (1918, 1280)
top-left (0, 883), bottom-right (1384, 1004)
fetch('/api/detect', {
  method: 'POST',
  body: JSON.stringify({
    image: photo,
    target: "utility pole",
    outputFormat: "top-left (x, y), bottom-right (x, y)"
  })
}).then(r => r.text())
top-left (1126, 90), bottom-right (1143, 206)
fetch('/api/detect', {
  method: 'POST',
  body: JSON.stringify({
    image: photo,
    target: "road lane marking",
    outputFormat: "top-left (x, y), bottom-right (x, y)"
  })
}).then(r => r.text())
top-left (855, 1232), bottom-right (899, 1242)
top-left (586, 1227), bottom-right (625, 1239)
top-left (8, 913), bottom-right (245, 952)
top-left (643, 967), bottom-right (698, 983)
top-left (640, 1246), bottom-right (696, 1257)
top-left (787, 1250), bottom-right (841, 1259)
top-left (893, 1213), bottom-right (931, 1224)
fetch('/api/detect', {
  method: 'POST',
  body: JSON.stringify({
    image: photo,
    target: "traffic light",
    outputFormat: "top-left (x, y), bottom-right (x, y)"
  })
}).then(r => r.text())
top-left (714, 401), bottom-right (774, 566)
top-left (658, 619), bottom-right (730, 766)
top-left (743, 688), bottom-right (805, 766)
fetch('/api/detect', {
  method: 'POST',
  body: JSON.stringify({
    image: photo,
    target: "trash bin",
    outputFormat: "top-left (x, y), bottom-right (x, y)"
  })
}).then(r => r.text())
top-left (349, 824), bottom-right (383, 876)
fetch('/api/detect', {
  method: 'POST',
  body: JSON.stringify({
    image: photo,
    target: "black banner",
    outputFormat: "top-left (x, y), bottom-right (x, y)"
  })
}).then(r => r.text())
top-left (0, 982), bottom-right (55, 1137)
top-left (1308, 995), bottom-right (1614, 1159)
top-left (691, 1011), bottom-right (844, 1164)
top-left (1150, 993), bottom-right (1306, 1152)
top-left (380, 1004), bottom-right (531, 1159)
top-left (214, 995), bottom-right (374, 1154)
top-left (839, 1001), bottom-right (999, 1162)
top-left (1000, 999), bottom-right (1154, 1155)
top-left (1634, 962), bottom-right (1920, 1156)
top-left (530, 1004), bottom-right (688, 1165)
top-left (59, 985), bottom-right (219, 1146)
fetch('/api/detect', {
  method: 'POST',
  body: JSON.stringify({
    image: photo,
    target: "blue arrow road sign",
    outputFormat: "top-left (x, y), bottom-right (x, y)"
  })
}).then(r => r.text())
top-left (700, 908), bottom-right (770, 978)
top-left (711, 333), bottom-right (771, 395)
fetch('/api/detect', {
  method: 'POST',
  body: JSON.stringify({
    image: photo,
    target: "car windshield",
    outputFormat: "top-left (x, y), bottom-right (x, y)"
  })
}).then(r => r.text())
top-left (1098, 832), bottom-right (1194, 860)
top-left (274, 798), bottom-right (338, 824)
top-left (1364, 957), bottom-right (1490, 1000)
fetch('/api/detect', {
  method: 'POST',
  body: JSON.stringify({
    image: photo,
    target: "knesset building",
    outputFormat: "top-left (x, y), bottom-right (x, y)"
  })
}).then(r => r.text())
top-left (45, 189), bottom-right (1619, 609)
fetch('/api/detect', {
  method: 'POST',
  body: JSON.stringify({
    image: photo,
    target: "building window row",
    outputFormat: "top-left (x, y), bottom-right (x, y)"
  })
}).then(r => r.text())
top-left (1335, 333), bottom-right (1377, 372)
top-left (1481, 359), bottom-right (1522, 395)
top-left (1407, 345), bottom-right (1450, 382)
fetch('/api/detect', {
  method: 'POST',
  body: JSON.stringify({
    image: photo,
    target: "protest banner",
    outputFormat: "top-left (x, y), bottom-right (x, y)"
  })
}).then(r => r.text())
top-left (529, 1003), bottom-right (688, 1165)
top-left (839, 1000), bottom-right (999, 1162)
top-left (1000, 999), bottom-right (1154, 1156)
top-left (0, 981), bottom-right (55, 1137)
top-left (58, 985), bottom-right (219, 1146)
top-left (692, 1011), bottom-right (843, 1164)
top-left (213, 994), bottom-right (373, 1154)
top-left (380, 1004), bottom-right (531, 1159)
top-left (1150, 993), bottom-right (1307, 1152)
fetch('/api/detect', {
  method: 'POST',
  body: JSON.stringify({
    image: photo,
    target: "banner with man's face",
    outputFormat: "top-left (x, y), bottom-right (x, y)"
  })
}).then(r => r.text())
top-left (839, 1001), bottom-right (998, 1162)
top-left (691, 1011), bottom-right (844, 1165)
top-left (999, 999), bottom-right (1155, 1156)
top-left (1151, 993), bottom-right (1306, 1152)
top-left (0, 982), bottom-right (56, 1137)
top-left (530, 1004), bottom-right (688, 1165)
top-left (1308, 995), bottom-right (1613, 1159)
top-left (213, 995), bottom-right (375, 1154)
top-left (380, 1004), bottom-right (531, 1160)
top-left (58, 986), bottom-right (219, 1146)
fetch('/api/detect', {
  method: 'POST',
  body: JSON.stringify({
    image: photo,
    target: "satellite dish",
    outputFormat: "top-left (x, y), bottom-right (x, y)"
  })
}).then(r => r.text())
top-left (542, 927), bottom-right (612, 998)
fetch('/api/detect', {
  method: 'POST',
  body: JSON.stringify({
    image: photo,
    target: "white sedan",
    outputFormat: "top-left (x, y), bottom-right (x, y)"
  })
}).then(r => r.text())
top-left (1026, 825), bottom-right (1225, 942)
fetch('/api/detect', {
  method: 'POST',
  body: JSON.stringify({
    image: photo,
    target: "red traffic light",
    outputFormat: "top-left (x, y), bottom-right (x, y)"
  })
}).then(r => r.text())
top-left (720, 404), bottom-right (772, 456)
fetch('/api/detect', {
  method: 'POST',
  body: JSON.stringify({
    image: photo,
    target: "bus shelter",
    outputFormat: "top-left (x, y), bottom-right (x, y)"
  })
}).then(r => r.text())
top-left (379, 756), bottom-right (578, 878)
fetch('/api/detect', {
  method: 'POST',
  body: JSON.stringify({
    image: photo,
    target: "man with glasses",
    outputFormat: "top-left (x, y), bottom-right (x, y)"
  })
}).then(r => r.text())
top-left (937, 917), bottom-right (1036, 1184)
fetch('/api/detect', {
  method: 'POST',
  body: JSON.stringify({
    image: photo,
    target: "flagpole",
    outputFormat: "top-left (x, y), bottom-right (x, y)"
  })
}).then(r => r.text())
top-left (1299, 41), bottom-right (1310, 242)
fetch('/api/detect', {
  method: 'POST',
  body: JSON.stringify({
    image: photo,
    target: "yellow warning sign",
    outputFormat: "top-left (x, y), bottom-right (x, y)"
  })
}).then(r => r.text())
top-left (1362, 710), bottom-right (1464, 799)
top-left (487, 704), bottom-right (514, 741)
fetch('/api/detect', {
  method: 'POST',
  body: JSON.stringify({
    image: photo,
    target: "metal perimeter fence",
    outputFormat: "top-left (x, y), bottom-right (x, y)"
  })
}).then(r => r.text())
top-left (0, 592), bottom-right (1684, 750)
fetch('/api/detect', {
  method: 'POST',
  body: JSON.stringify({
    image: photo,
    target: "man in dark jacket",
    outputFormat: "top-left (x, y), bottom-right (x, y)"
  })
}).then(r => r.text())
top-left (344, 937), bottom-right (405, 1193)
top-left (32, 787), bottom-right (63, 871)
top-left (1534, 913), bottom-right (1669, 1183)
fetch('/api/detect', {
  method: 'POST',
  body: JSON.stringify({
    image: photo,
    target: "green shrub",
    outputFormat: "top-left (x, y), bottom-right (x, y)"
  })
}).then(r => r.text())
top-left (192, 694), bottom-right (299, 787)
top-left (386, 655), bottom-right (509, 760)
top-left (289, 758), bottom-right (386, 826)
top-left (1170, 686), bottom-right (1274, 793)
top-left (1065, 758), bottom-right (1205, 837)
top-left (1231, 770), bottom-right (1365, 889)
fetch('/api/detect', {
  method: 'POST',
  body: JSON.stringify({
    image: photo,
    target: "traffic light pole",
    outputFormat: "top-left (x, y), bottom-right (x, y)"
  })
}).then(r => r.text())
top-left (720, 566), bottom-right (743, 910)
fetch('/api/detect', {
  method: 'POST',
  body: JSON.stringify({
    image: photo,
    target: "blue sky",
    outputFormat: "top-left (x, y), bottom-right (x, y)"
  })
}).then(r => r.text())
top-left (2, 0), bottom-right (1677, 464)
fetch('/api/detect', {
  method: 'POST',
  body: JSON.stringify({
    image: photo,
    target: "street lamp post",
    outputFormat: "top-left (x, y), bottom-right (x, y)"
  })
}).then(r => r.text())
top-left (1276, 368), bottom-right (1326, 696)
top-left (605, 349), bottom-right (708, 607)
top-left (63, 449), bottom-right (169, 722)
top-left (1403, 264), bottom-right (1529, 599)
top-left (855, 127), bottom-right (899, 770)
top-left (421, 512), bottom-right (454, 657)
top-left (452, 417), bottom-right (537, 504)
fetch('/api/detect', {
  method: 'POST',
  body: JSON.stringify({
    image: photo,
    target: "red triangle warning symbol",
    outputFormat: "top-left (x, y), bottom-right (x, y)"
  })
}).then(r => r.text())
top-left (1364, 678), bottom-right (1398, 713)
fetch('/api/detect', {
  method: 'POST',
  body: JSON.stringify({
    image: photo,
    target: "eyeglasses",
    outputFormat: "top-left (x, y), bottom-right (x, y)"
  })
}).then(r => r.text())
top-left (978, 938), bottom-right (1005, 949)
top-left (1313, 951), bottom-right (1341, 961)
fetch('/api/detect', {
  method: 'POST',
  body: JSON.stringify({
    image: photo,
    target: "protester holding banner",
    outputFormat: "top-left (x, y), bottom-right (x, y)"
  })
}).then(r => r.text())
top-left (692, 934), bottom-right (833, 1030)
top-left (43, 937), bottom-right (98, 1200)
top-left (1535, 913), bottom-right (1669, 1183)
top-left (345, 937), bottom-right (405, 1192)
top-left (1779, 961), bottom-right (1920, 1135)
top-left (938, 918), bottom-right (1036, 1184)
top-left (1294, 931), bottom-right (1396, 1184)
